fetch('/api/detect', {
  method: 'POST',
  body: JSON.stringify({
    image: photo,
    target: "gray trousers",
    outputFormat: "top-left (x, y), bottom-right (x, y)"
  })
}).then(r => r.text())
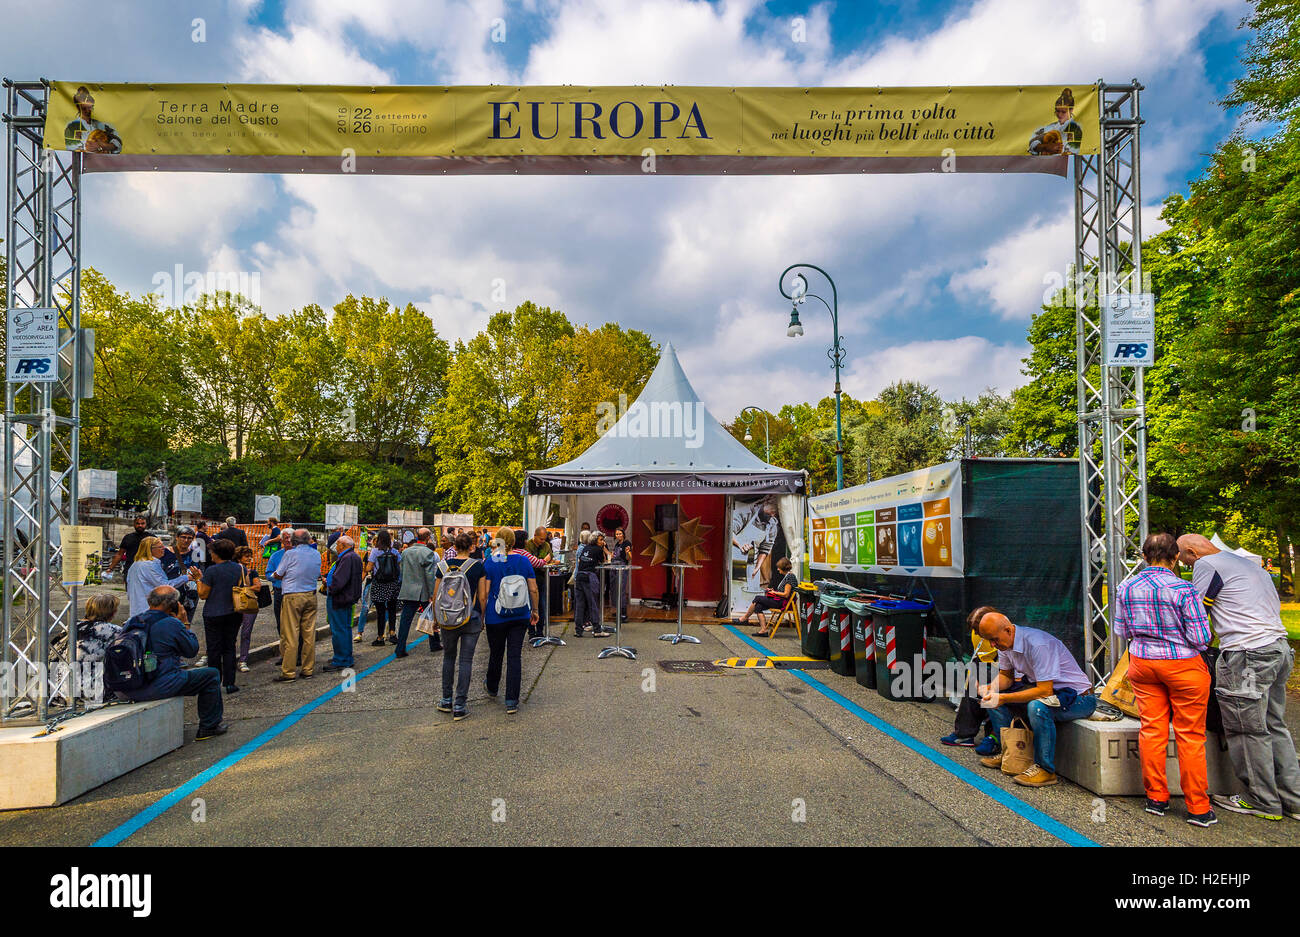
top-left (1216, 638), bottom-right (1300, 814)
top-left (573, 571), bottom-right (600, 633)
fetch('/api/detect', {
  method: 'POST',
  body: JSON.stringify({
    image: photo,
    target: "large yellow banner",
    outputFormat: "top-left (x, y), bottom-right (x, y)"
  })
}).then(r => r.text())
top-left (46, 82), bottom-right (1097, 173)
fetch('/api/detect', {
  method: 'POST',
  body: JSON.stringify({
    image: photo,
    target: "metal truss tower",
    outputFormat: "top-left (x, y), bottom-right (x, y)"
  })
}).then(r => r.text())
top-left (1074, 80), bottom-right (1148, 683)
top-left (2, 80), bottom-right (83, 724)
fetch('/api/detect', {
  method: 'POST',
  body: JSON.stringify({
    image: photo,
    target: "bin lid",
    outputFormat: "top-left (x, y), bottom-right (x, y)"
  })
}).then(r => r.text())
top-left (844, 598), bottom-right (873, 614)
top-left (866, 598), bottom-right (932, 613)
top-left (796, 582), bottom-right (818, 595)
top-left (821, 594), bottom-right (849, 609)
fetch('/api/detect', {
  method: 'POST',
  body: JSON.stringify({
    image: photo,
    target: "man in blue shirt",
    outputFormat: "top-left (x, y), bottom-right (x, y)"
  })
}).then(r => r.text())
top-left (269, 529), bottom-right (321, 681)
top-left (120, 585), bottom-right (227, 739)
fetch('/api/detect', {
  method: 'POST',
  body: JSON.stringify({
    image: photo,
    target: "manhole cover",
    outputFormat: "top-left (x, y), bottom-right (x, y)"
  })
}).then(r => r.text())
top-left (659, 660), bottom-right (723, 674)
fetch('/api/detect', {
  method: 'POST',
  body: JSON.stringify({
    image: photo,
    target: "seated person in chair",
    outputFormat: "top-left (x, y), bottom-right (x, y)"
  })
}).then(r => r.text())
top-left (975, 610), bottom-right (1096, 788)
top-left (736, 557), bottom-right (797, 637)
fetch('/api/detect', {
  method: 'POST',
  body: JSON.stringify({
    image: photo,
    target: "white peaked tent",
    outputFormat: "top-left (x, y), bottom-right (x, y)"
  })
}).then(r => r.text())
top-left (523, 343), bottom-right (807, 596)
top-left (1210, 533), bottom-right (1264, 566)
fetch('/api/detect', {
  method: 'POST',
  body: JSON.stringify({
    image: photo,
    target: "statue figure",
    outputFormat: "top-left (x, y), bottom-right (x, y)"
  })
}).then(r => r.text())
top-left (144, 463), bottom-right (169, 529)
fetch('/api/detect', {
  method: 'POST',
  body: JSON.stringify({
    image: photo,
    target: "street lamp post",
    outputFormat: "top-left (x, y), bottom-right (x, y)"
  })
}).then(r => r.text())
top-left (738, 406), bottom-right (772, 463)
top-left (779, 263), bottom-right (846, 490)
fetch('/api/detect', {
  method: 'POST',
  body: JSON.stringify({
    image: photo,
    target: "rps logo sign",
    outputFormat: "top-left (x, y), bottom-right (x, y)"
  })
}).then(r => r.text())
top-left (12, 357), bottom-right (52, 375)
top-left (1111, 343), bottom-right (1149, 359)
top-left (7, 306), bottom-right (60, 383)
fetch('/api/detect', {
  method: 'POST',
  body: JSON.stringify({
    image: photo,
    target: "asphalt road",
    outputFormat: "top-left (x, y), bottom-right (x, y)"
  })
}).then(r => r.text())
top-left (3, 613), bottom-right (1300, 847)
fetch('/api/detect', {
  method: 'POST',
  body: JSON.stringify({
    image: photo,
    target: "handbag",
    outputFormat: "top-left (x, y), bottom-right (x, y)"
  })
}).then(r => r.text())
top-left (1098, 649), bottom-right (1141, 718)
top-left (1000, 717), bottom-right (1035, 775)
top-left (413, 602), bottom-right (439, 636)
top-left (256, 582), bottom-right (272, 609)
top-left (233, 565), bottom-right (260, 614)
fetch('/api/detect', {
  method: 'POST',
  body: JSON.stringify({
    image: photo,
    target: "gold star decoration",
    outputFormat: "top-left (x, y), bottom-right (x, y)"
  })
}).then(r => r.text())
top-left (675, 515), bottom-right (712, 566)
top-left (641, 519), bottom-right (672, 566)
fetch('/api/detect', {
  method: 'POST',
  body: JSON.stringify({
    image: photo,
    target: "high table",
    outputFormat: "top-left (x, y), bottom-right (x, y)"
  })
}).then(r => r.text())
top-left (658, 562), bottom-right (702, 645)
top-left (595, 563), bottom-right (639, 660)
top-left (531, 566), bottom-right (569, 648)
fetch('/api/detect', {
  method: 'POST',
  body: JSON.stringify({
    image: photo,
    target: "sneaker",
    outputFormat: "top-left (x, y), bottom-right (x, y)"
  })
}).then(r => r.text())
top-left (1040, 694), bottom-right (1061, 707)
top-left (1144, 798), bottom-right (1170, 816)
top-left (1187, 809), bottom-right (1218, 828)
top-left (940, 733), bottom-right (976, 748)
top-left (195, 655), bottom-right (207, 667)
top-left (195, 722), bottom-right (229, 740)
top-left (237, 662), bottom-right (250, 673)
top-left (1212, 793), bottom-right (1282, 820)
top-left (1013, 764), bottom-right (1058, 787)
top-left (354, 633), bottom-right (363, 643)
top-left (453, 708), bottom-right (468, 721)
top-left (371, 638), bottom-right (387, 647)
top-left (593, 630), bottom-right (613, 638)
top-left (979, 752), bottom-right (1004, 770)
top-left (224, 684), bottom-right (240, 694)
top-left (485, 684), bottom-right (498, 699)
top-left (974, 736), bottom-right (1000, 757)
top-left (505, 702), bottom-right (519, 715)
top-left (437, 698), bottom-right (453, 713)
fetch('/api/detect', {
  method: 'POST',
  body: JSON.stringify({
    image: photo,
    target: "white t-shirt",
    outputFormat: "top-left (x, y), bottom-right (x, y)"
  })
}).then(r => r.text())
top-left (1191, 551), bottom-right (1284, 651)
top-left (550, 536), bottom-right (562, 554)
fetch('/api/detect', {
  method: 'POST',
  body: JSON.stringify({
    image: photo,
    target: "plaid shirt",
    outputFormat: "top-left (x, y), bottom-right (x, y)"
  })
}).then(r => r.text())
top-left (1114, 566), bottom-right (1212, 660)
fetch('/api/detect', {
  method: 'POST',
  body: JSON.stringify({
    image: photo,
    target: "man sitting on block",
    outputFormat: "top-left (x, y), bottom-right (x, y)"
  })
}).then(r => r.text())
top-left (976, 611), bottom-right (1096, 787)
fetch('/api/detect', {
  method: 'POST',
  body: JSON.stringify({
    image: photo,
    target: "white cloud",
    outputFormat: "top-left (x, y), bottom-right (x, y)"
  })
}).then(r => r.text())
top-left (843, 336), bottom-right (1031, 402)
top-left (235, 24), bottom-right (394, 83)
top-left (950, 211), bottom-right (1073, 320)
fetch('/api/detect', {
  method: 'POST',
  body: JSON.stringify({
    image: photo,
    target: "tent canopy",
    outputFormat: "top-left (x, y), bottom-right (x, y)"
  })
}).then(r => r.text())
top-left (524, 343), bottom-right (805, 496)
top-left (1211, 532), bottom-right (1263, 564)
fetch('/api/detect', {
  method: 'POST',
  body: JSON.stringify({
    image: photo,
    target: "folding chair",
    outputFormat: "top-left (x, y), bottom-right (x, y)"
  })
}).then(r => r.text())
top-left (764, 591), bottom-right (801, 638)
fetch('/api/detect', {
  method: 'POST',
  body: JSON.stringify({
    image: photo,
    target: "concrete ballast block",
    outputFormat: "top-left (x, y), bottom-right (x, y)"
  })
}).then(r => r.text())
top-left (1055, 715), bottom-right (1245, 797)
top-left (0, 698), bottom-right (184, 810)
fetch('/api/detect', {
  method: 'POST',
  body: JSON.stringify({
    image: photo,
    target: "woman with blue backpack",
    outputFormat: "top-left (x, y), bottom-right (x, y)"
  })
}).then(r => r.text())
top-left (476, 527), bottom-right (538, 715)
top-left (367, 529), bottom-right (403, 646)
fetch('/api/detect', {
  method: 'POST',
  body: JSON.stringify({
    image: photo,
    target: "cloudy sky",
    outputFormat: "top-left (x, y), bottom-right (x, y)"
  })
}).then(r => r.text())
top-left (0, 0), bottom-right (1254, 420)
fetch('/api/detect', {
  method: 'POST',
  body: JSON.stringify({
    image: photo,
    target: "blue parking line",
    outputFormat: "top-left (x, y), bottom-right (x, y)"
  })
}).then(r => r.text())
top-left (722, 625), bottom-right (1100, 847)
top-left (92, 637), bottom-right (427, 847)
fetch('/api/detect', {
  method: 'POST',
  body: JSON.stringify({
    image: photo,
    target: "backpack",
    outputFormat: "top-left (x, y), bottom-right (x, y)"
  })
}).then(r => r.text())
top-left (103, 617), bottom-right (156, 692)
top-left (492, 557), bottom-right (530, 617)
top-left (434, 558), bottom-right (479, 630)
top-left (374, 550), bottom-right (400, 584)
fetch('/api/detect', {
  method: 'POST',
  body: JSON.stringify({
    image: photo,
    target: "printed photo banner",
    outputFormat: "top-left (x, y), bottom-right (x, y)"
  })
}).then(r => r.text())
top-left (808, 461), bottom-right (963, 578)
top-left (46, 82), bottom-right (1098, 176)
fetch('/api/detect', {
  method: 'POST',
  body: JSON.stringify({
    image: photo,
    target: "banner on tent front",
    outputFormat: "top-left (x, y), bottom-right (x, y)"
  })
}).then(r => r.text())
top-left (808, 461), bottom-right (963, 578)
top-left (729, 495), bottom-right (789, 616)
top-left (387, 510), bottom-right (423, 527)
top-left (45, 83), bottom-right (1098, 175)
top-left (433, 513), bottom-right (474, 528)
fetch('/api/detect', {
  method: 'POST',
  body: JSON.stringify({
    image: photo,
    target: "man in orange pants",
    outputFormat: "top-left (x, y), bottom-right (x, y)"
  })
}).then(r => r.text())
top-left (1115, 533), bottom-right (1216, 826)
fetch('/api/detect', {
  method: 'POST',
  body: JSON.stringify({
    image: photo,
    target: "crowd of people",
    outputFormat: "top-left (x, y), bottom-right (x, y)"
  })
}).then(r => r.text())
top-left (74, 513), bottom-right (1300, 829)
top-left (940, 531), bottom-right (1298, 829)
top-left (70, 516), bottom-right (580, 738)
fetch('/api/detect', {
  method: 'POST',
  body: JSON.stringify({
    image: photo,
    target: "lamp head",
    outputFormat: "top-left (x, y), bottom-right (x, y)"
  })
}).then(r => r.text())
top-left (787, 307), bottom-right (804, 338)
top-left (744, 430), bottom-right (753, 441)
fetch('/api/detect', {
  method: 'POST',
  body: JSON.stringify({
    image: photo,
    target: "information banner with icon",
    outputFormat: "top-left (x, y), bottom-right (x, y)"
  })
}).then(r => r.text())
top-left (253, 494), bottom-right (281, 522)
top-left (325, 503), bottom-right (358, 527)
top-left (173, 484), bottom-right (202, 513)
top-left (807, 461), bottom-right (963, 578)
top-left (387, 510), bottom-right (423, 527)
